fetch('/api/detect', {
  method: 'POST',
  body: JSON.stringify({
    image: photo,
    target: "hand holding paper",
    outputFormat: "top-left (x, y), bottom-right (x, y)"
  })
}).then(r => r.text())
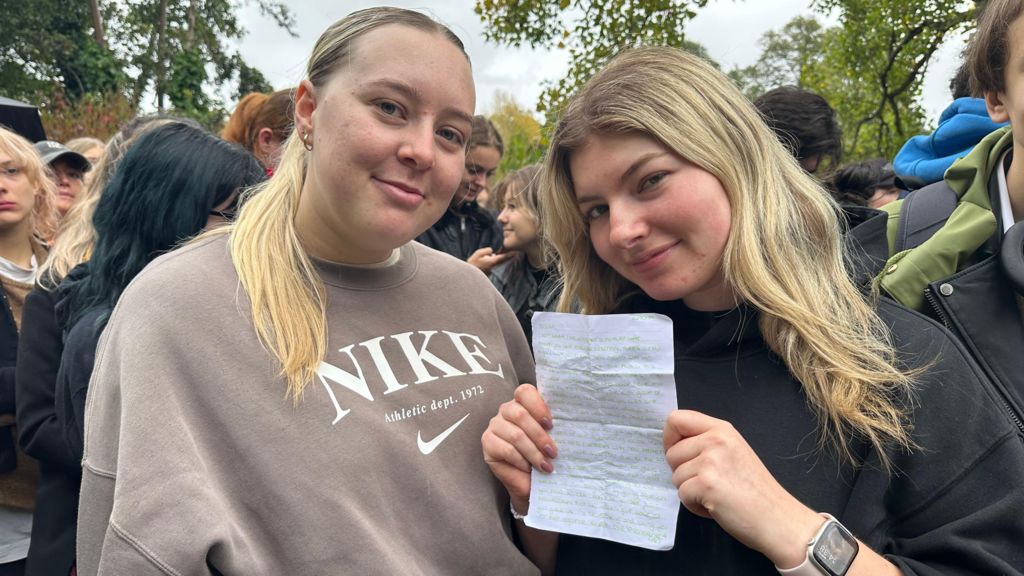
top-left (524, 312), bottom-right (679, 551)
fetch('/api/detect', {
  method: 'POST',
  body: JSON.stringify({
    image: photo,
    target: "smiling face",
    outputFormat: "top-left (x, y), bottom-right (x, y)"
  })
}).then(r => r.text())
top-left (0, 150), bottom-right (38, 232)
top-left (293, 24), bottom-right (475, 264)
top-left (497, 199), bottom-right (539, 253)
top-left (570, 131), bottom-right (736, 311)
top-left (454, 145), bottom-right (501, 205)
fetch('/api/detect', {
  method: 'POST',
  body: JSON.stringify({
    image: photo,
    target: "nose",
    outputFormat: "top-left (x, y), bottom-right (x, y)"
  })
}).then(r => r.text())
top-left (398, 125), bottom-right (436, 170)
top-left (607, 203), bottom-right (648, 249)
top-left (497, 208), bottom-right (509, 224)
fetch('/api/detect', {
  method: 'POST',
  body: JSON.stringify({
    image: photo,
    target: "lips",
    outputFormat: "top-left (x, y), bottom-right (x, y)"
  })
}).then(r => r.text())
top-left (0, 202), bottom-right (17, 211)
top-left (628, 242), bottom-right (678, 274)
top-left (373, 177), bottom-right (425, 209)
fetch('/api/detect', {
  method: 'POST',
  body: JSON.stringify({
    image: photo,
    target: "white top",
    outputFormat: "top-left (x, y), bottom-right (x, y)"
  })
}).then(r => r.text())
top-left (0, 253), bottom-right (37, 284)
top-left (997, 149), bottom-right (1016, 234)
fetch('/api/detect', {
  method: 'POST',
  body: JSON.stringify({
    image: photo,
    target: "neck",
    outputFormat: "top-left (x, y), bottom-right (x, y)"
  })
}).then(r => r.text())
top-left (0, 222), bottom-right (36, 268)
top-left (525, 242), bottom-right (545, 269)
top-left (1008, 145), bottom-right (1024, 224)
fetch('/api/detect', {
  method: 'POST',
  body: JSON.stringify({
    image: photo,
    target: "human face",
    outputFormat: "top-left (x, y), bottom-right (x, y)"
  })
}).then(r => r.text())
top-left (867, 186), bottom-right (900, 209)
top-left (497, 198), bottom-right (539, 253)
top-left (0, 152), bottom-right (38, 231)
top-left (49, 158), bottom-right (84, 216)
top-left (293, 25), bottom-right (474, 264)
top-left (454, 145), bottom-right (501, 205)
top-left (571, 132), bottom-right (737, 311)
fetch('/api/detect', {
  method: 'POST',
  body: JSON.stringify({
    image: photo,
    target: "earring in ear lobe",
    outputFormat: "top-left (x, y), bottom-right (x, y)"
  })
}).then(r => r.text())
top-left (302, 131), bottom-right (313, 152)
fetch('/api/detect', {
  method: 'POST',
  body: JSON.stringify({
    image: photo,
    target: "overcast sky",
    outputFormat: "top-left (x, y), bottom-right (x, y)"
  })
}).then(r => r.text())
top-left (231, 1), bottom-right (966, 123)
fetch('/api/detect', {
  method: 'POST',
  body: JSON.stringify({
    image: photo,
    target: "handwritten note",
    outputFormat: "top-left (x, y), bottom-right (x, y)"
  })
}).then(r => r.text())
top-left (525, 312), bottom-right (679, 550)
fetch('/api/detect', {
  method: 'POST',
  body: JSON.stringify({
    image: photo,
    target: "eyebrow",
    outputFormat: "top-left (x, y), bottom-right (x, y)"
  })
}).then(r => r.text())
top-left (575, 151), bottom-right (667, 205)
top-left (365, 78), bottom-right (474, 126)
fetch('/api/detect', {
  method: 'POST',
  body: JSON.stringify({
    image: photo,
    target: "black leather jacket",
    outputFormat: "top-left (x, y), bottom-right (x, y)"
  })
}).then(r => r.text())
top-left (416, 201), bottom-right (502, 260)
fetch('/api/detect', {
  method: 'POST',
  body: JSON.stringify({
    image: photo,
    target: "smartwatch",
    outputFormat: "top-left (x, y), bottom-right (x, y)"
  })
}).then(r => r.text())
top-left (776, 514), bottom-right (859, 576)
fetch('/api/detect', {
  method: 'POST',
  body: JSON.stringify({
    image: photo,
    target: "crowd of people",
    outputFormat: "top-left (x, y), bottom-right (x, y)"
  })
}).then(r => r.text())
top-left (0, 2), bottom-right (1022, 575)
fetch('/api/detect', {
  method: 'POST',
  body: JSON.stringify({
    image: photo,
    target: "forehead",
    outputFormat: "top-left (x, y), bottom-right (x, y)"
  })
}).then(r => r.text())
top-left (568, 132), bottom-right (666, 191)
top-left (331, 24), bottom-right (475, 116)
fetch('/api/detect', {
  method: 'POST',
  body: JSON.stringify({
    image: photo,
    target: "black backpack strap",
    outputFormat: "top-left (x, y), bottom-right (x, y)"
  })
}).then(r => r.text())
top-left (894, 180), bottom-right (959, 253)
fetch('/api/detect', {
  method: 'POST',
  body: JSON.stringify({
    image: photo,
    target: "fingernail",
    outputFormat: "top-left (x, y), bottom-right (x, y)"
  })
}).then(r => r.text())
top-left (541, 417), bottom-right (553, 430)
top-left (543, 444), bottom-right (556, 459)
top-left (539, 460), bottom-right (554, 473)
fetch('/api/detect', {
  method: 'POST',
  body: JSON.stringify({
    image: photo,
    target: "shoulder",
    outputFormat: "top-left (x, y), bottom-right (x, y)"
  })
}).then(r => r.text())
top-left (411, 242), bottom-right (494, 289)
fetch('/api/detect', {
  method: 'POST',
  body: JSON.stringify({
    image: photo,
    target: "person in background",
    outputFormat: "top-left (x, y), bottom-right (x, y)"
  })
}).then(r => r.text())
top-left (64, 138), bottom-right (104, 168)
top-left (755, 86), bottom-right (842, 175)
top-left (417, 115), bottom-right (512, 274)
top-left (75, 8), bottom-right (544, 575)
top-left (826, 158), bottom-right (902, 209)
top-left (0, 127), bottom-right (58, 576)
top-left (221, 88), bottom-right (294, 176)
top-left (15, 115), bottom-right (197, 576)
top-left (482, 46), bottom-right (1024, 575)
top-left (31, 142), bottom-right (90, 219)
top-left (490, 165), bottom-right (560, 346)
top-left (893, 61), bottom-right (1008, 190)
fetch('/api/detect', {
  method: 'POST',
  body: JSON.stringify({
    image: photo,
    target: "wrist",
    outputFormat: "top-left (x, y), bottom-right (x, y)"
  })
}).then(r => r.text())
top-left (510, 497), bottom-right (529, 519)
top-left (767, 508), bottom-right (828, 569)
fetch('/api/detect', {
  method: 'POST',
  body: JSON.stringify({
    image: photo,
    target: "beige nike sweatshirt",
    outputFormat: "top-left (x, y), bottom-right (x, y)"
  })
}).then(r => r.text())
top-left (77, 236), bottom-right (540, 576)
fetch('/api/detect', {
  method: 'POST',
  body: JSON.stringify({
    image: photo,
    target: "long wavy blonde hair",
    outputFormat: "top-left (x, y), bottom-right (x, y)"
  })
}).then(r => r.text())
top-left (541, 47), bottom-right (915, 469)
top-left (0, 128), bottom-right (59, 243)
top-left (37, 116), bottom-right (186, 289)
top-left (218, 7), bottom-right (468, 400)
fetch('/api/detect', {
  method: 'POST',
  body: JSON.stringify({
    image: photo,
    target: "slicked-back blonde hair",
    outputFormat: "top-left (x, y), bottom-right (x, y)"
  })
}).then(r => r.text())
top-left (0, 127), bottom-right (59, 242)
top-left (541, 47), bottom-right (915, 469)
top-left (220, 7), bottom-right (468, 400)
top-left (38, 117), bottom-right (185, 289)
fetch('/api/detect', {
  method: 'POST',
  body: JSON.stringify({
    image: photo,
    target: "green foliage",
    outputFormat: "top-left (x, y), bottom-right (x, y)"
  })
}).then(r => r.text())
top-left (728, 16), bottom-right (825, 100)
top-left (486, 92), bottom-right (548, 182)
top-left (475, 0), bottom-right (709, 121)
top-left (806, 0), bottom-right (976, 160)
top-left (235, 59), bottom-right (275, 101)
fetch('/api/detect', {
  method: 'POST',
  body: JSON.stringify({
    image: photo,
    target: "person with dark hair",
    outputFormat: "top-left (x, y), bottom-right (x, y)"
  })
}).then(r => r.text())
top-left (417, 115), bottom-right (512, 274)
top-left (55, 122), bottom-right (265, 462)
top-left (893, 59), bottom-right (1008, 189)
top-left (876, 0), bottom-right (1024, 445)
top-left (14, 115), bottom-right (200, 576)
top-left (826, 158), bottom-right (901, 209)
top-left (489, 165), bottom-right (560, 346)
top-left (754, 86), bottom-right (841, 174)
top-left (221, 88), bottom-right (295, 175)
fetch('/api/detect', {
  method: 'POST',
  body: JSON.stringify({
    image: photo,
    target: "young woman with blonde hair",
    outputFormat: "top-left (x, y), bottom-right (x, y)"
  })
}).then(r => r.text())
top-left (0, 127), bottom-right (58, 576)
top-left (76, 8), bottom-right (543, 575)
top-left (482, 47), bottom-right (1024, 575)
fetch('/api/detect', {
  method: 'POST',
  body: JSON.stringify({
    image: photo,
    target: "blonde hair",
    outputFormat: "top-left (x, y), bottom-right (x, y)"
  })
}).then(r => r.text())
top-left (541, 47), bottom-right (915, 469)
top-left (0, 128), bottom-right (59, 242)
top-left (65, 136), bottom-right (104, 157)
top-left (38, 117), bottom-right (185, 289)
top-left (222, 7), bottom-right (469, 400)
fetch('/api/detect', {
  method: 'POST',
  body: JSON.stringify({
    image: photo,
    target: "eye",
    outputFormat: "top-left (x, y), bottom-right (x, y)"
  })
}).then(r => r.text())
top-left (376, 100), bottom-right (403, 117)
top-left (640, 172), bottom-right (666, 190)
top-left (437, 127), bottom-right (465, 146)
top-left (584, 205), bottom-right (608, 220)
top-left (2, 167), bottom-right (21, 177)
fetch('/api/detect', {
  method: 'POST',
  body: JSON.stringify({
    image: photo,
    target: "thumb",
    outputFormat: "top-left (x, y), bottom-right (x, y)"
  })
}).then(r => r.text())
top-left (663, 410), bottom-right (721, 450)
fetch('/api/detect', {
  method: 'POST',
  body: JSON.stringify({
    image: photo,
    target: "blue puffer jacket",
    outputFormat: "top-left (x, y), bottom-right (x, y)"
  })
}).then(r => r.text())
top-left (894, 97), bottom-right (1007, 187)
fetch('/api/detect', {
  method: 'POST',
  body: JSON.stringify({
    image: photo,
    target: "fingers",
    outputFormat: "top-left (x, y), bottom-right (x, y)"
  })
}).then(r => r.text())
top-left (514, 384), bottom-right (554, 431)
top-left (663, 409), bottom-right (724, 450)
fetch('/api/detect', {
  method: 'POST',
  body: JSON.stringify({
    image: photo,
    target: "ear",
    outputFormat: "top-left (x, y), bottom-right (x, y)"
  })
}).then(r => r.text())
top-left (293, 79), bottom-right (318, 136)
top-left (985, 90), bottom-right (1011, 124)
top-left (256, 127), bottom-right (276, 153)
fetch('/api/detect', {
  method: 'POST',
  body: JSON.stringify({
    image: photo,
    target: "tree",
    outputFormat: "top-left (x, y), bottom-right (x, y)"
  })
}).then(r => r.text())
top-left (806, 0), bottom-right (977, 160)
top-left (728, 16), bottom-right (826, 100)
top-left (475, 0), bottom-right (710, 120)
top-left (486, 92), bottom-right (547, 181)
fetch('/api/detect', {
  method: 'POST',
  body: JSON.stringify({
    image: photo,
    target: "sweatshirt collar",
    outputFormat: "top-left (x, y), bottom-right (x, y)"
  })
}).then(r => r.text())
top-left (312, 242), bottom-right (418, 290)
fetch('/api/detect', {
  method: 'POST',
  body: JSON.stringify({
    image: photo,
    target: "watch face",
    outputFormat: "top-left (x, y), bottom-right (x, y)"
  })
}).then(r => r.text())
top-left (812, 522), bottom-right (858, 576)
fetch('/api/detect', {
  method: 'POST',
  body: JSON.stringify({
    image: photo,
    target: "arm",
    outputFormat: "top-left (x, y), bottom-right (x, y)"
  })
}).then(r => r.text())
top-left (15, 287), bottom-right (80, 469)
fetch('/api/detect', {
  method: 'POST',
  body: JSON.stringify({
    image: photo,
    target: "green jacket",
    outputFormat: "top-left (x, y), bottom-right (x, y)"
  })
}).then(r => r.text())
top-left (878, 126), bottom-right (1012, 311)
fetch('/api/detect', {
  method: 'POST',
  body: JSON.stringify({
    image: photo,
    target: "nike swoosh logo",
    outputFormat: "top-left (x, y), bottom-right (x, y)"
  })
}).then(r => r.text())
top-left (417, 413), bottom-right (471, 455)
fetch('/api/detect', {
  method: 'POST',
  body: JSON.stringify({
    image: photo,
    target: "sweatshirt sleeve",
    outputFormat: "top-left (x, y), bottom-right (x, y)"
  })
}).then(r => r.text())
top-left (77, 286), bottom-right (229, 576)
top-left (16, 287), bottom-right (79, 470)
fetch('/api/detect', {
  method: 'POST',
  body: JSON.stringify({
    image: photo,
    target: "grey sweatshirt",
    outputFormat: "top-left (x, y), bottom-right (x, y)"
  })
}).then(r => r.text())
top-left (77, 236), bottom-right (540, 576)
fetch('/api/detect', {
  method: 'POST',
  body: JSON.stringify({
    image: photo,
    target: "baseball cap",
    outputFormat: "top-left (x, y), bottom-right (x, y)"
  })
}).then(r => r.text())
top-left (32, 140), bottom-right (91, 172)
